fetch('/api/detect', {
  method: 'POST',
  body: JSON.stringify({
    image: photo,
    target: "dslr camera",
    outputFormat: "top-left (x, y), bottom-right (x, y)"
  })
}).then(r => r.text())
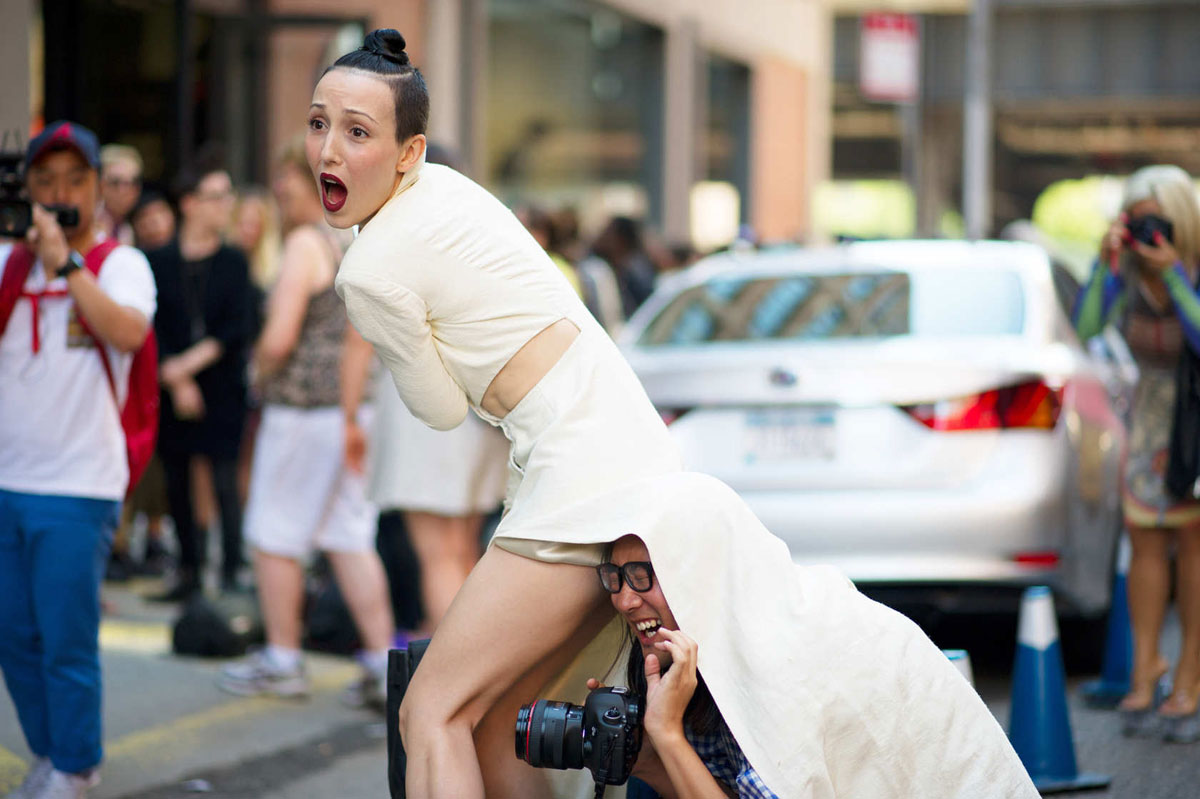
top-left (0, 134), bottom-right (80, 239)
top-left (515, 685), bottom-right (643, 796)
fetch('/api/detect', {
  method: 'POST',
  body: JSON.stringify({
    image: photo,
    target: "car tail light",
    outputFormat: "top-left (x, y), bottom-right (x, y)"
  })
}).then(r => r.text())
top-left (1013, 551), bottom-right (1060, 568)
top-left (901, 380), bottom-right (1063, 431)
top-left (658, 408), bottom-right (691, 426)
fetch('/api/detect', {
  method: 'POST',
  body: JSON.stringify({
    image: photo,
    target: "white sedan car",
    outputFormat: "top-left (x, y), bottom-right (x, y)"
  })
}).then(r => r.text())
top-left (622, 240), bottom-right (1129, 620)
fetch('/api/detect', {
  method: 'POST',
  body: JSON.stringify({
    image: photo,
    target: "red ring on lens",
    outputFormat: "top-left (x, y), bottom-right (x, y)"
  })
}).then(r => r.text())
top-left (524, 699), bottom-right (537, 762)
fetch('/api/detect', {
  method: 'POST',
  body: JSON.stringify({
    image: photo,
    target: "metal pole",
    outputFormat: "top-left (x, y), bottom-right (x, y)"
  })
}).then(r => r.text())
top-left (663, 18), bottom-right (701, 246)
top-left (174, 0), bottom-right (195, 172)
top-left (962, 0), bottom-right (992, 240)
top-left (0, 0), bottom-right (32, 138)
top-left (900, 15), bottom-right (925, 237)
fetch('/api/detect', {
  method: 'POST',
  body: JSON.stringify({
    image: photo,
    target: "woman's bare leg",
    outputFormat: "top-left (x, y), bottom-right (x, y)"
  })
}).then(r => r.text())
top-left (1121, 525), bottom-right (1171, 710)
top-left (253, 549), bottom-right (305, 650)
top-left (1163, 523), bottom-right (1200, 715)
top-left (406, 511), bottom-right (483, 632)
top-left (399, 545), bottom-right (610, 799)
top-left (326, 549), bottom-right (395, 652)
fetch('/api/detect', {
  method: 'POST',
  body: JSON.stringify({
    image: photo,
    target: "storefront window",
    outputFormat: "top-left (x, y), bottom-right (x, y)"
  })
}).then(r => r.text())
top-left (487, 0), bottom-right (663, 230)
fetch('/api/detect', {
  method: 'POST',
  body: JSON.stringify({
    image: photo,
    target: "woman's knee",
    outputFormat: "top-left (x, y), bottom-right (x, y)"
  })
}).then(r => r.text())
top-left (399, 674), bottom-right (481, 743)
top-left (1176, 524), bottom-right (1200, 556)
top-left (1129, 526), bottom-right (1171, 557)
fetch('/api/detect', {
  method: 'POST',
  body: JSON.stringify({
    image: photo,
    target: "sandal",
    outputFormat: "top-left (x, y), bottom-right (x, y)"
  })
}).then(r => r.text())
top-left (1160, 691), bottom-right (1200, 744)
top-left (1119, 677), bottom-right (1170, 738)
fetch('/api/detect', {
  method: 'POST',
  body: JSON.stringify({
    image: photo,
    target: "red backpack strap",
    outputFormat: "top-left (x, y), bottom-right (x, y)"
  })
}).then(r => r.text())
top-left (76, 239), bottom-right (160, 494)
top-left (79, 240), bottom-right (126, 400)
top-left (82, 239), bottom-right (122, 278)
top-left (0, 244), bottom-right (38, 336)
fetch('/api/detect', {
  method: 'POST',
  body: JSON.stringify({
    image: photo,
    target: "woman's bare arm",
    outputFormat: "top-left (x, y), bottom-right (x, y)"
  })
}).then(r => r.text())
top-left (341, 322), bottom-right (373, 472)
top-left (253, 228), bottom-right (323, 381)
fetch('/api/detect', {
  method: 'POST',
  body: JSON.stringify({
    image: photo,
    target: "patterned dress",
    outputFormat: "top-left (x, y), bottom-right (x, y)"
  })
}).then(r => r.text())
top-left (1074, 260), bottom-right (1200, 528)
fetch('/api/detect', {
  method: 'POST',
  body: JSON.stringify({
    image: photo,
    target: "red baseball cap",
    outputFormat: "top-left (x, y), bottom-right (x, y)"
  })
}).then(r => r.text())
top-left (25, 120), bottom-right (102, 172)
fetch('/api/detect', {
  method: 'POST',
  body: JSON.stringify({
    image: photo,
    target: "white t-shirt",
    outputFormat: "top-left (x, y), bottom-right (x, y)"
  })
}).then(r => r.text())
top-left (0, 241), bottom-right (157, 500)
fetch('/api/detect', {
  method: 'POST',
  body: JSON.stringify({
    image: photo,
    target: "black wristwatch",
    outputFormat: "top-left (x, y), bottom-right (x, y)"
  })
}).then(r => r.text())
top-left (55, 250), bottom-right (85, 279)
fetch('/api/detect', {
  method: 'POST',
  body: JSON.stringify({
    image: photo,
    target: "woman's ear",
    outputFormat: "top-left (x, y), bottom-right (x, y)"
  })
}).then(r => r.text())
top-left (396, 134), bottom-right (427, 175)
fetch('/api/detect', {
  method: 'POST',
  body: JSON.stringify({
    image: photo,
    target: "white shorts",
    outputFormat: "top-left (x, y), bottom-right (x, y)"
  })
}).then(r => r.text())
top-left (244, 404), bottom-right (377, 559)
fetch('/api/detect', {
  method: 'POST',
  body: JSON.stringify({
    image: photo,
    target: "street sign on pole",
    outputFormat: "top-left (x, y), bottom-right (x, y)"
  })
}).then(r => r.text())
top-left (860, 12), bottom-right (919, 104)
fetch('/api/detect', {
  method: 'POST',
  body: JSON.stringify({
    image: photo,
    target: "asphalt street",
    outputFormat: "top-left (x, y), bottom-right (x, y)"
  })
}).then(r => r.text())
top-left (1, 578), bottom-right (1198, 798)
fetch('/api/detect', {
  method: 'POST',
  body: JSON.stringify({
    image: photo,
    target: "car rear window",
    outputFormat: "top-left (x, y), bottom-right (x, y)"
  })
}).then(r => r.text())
top-left (636, 268), bottom-right (1025, 346)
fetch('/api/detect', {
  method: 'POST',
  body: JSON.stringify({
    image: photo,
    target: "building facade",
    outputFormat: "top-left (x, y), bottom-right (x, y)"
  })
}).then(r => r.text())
top-left (15, 0), bottom-right (828, 248)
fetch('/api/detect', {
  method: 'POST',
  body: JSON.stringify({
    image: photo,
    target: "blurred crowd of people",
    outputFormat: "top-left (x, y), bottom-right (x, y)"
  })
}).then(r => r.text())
top-left (83, 138), bottom-right (702, 706)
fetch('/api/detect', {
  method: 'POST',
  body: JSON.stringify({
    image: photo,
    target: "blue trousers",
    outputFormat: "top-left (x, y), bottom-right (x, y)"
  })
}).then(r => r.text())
top-left (0, 488), bottom-right (116, 774)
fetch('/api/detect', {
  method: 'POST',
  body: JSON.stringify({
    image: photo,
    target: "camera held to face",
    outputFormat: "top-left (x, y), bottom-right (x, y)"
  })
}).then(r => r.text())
top-left (0, 139), bottom-right (80, 239)
top-left (1126, 213), bottom-right (1174, 247)
top-left (515, 685), bottom-right (643, 791)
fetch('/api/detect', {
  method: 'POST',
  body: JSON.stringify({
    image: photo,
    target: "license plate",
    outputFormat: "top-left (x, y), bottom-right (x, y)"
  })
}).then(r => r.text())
top-left (743, 409), bottom-right (836, 463)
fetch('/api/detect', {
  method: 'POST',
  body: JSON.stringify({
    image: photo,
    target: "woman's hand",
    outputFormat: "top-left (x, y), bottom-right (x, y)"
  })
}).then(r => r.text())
top-left (642, 628), bottom-right (699, 743)
top-left (159, 356), bottom-right (187, 387)
top-left (344, 418), bottom-right (367, 474)
top-left (1100, 213), bottom-right (1129, 271)
top-left (170, 378), bottom-right (206, 420)
top-left (1131, 231), bottom-right (1181, 274)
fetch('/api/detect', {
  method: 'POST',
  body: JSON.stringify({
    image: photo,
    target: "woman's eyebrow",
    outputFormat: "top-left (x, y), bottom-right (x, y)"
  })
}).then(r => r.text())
top-left (345, 108), bottom-right (378, 123)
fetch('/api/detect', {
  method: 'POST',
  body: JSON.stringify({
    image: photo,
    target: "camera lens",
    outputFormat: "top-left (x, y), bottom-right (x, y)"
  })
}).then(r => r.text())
top-left (515, 699), bottom-right (584, 770)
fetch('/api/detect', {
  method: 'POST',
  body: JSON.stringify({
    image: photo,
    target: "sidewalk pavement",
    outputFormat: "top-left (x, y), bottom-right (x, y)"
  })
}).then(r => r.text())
top-left (0, 578), bottom-right (386, 799)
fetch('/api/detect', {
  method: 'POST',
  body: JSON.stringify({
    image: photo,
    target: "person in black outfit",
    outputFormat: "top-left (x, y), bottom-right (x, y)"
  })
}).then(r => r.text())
top-left (147, 163), bottom-right (251, 599)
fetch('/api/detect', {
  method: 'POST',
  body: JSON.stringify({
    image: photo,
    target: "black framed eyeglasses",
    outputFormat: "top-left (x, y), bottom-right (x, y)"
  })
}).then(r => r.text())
top-left (596, 561), bottom-right (654, 594)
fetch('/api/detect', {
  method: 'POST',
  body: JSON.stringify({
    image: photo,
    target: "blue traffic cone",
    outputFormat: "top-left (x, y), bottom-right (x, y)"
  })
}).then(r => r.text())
top-left (944, 649), bottom-right (975, 687)
top-left (1079, 534), bottom-right (1132, 708)
top-left (1009, 586), bottom-right (1110, 793)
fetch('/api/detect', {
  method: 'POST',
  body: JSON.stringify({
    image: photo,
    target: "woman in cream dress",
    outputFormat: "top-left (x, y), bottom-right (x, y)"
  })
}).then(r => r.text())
top-left (310, 30), bottom-right (1035, 799)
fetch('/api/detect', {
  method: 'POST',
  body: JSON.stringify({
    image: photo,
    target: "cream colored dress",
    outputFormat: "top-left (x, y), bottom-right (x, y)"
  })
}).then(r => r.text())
top-left (336, 156), bottom-right (682, 562)
top-left (514, 472), bottom-right (1040, 799)
top-left (336, 160), bottom-right (1033, 797)
top-left (366, 367), bottom-right (509, 516)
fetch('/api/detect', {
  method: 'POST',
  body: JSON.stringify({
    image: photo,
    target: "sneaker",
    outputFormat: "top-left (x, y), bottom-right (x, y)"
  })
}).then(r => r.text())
top-left (340, 669), bottom-right (387, 713)
top-left (30, 769), bottom-right (97, 799)
top-left (217, 651), bottom-right (309, 698)
top-left (146, 573), bottom-right (199, 603)
top-left (5, 757), bottom-right (51, 799)
top-left (103, 552), bottom-right (135, 583)
top-left (136, 539), bottom-right (171, 577)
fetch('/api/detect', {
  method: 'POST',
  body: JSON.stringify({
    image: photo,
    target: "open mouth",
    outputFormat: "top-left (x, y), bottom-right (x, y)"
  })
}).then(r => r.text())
top-left (320, 173), bottom-right (347, 212)
top-left (634, 618), bottom-right (662, 638)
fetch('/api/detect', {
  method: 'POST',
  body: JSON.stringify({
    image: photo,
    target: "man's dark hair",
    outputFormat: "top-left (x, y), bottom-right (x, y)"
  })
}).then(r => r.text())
top-left (609, 216), bottom-right (642, 250)
top-left (171, 145), bottom-right (227, 203)
top-left (130, 185), bottom-right (174, 220)
top-left (326, 29), bottom-right (429, 143)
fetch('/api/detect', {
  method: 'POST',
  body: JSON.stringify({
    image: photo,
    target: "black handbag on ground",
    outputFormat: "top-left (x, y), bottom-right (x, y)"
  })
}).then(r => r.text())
top-left (1166, 331), bottom-right (1200, 501)
top-left (172, 593), bottom-right (264, 658)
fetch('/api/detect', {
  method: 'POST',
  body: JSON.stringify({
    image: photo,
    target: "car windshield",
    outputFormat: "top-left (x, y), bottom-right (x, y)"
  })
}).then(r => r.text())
top-left (637, 267), bottom-right (1025, 346)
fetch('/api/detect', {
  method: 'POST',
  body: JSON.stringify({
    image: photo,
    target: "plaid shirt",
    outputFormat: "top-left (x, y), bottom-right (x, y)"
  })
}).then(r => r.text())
top-left (684, 717), bottom-right (779, 799)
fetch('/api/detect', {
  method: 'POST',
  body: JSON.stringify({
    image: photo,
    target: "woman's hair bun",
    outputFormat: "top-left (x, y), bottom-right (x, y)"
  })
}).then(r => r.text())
top-left (364, 29), bottom-right (409, 66)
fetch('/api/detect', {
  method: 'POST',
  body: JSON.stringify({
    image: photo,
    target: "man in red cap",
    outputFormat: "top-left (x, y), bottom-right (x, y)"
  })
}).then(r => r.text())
top-left (0, 121), bottom-right (157, 799)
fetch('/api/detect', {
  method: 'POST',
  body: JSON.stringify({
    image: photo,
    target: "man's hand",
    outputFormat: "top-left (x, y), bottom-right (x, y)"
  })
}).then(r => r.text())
top-left (642, 628), bottom-right (699, 743)
top-left (26, 204), bottom-right (71, 279)
top-left (170, 378), bottom-right (206, 420)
